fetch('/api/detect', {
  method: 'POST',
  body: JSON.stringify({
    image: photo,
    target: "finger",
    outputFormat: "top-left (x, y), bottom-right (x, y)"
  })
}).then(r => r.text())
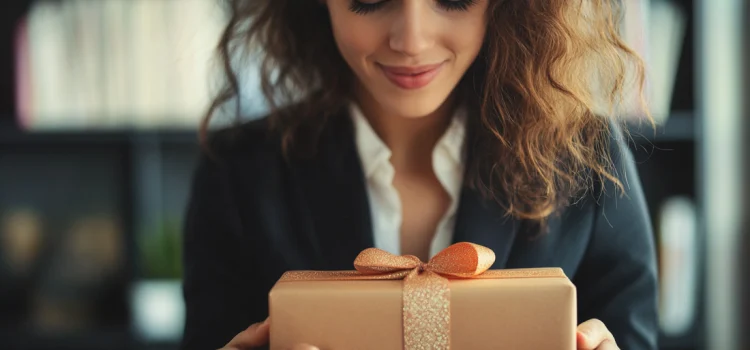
top-left (576, 319), bottom-right (614, 350)
top-left (225, 318), bottom-right (270, 349)
top-left (597, 339), bottom-right (620, 350)
top-left (288, 344), bottom-right (319, 350)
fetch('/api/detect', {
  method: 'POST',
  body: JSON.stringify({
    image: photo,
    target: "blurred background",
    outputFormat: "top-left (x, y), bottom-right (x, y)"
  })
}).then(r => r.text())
top-left (0, 0), bottom-right (747, 349)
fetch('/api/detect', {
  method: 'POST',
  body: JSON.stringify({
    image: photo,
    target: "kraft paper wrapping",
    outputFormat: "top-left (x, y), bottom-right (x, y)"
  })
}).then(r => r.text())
top-left (268, 243), bottom-right (577, 350)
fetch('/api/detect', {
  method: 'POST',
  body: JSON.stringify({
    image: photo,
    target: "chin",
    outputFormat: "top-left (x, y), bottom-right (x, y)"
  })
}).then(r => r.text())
top-left (374, 90), bottom-right (454, 119)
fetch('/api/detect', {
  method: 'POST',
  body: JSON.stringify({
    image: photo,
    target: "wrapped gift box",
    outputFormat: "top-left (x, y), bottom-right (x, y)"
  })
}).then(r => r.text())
top-left (269, 243), bottom-right (576, 350)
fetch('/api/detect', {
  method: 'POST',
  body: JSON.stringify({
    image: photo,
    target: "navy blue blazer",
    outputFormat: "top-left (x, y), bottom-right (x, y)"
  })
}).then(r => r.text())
top-left (180, 110), bottom-right (658, 350)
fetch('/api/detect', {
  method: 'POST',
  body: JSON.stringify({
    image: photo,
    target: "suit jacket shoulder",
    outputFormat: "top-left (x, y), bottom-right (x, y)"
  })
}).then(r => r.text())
top-left (202, 117), bottom-right (282, 164)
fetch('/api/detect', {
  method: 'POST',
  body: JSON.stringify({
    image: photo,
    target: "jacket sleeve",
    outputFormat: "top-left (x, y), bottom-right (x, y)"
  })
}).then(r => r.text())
top-left (180, 150), bottom-right (265, 350)
top-left (573, 128), bottom-right (660, 350)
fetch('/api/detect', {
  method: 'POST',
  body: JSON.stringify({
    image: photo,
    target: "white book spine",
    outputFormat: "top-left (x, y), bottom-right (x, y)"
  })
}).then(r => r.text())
top-left (28, 2), bottom-right (68, 129)
top-left (102, 0), bottom-right (128, 127)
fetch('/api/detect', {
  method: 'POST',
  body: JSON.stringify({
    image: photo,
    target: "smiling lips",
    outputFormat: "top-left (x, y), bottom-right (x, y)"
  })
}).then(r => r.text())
top-left (378, 62), bottom-right (445, 90)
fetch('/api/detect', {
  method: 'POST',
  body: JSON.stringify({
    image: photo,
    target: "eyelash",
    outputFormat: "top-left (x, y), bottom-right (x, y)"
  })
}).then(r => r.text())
top-left (348, 0), bottom-right (478, 15)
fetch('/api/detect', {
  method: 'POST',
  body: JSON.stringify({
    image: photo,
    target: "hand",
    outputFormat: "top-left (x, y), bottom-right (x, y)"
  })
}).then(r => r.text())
top-left (576, 319), bottom-right (619, 350)
top-left (219, 318), bottom-right (319, 350)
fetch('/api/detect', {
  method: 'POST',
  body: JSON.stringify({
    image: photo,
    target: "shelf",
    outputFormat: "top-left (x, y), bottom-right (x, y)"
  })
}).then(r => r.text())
top-left (2, 112), bottom-right (696, 147)
top-left (0, 122), bottom-right (199, 147)
top-left (627, 111), bottom-right (695, 143)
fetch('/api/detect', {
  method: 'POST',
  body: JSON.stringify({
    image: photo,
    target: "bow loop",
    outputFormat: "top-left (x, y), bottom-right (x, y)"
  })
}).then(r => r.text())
top-left (354, 248), bottom-right (421, 274)
top-left (427, 242), bottom-right (496, 278)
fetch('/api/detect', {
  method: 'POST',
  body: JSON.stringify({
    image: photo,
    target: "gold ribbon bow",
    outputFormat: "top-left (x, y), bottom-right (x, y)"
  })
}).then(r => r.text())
top-left (280, 242), bottom-right (563, 350)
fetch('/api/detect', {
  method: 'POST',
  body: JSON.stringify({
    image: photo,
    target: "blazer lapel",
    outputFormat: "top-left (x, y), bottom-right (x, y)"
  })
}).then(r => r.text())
top-left (293, 113), bottom-right (375, 270)
top-left (452, 187), bottom-right (519, 269)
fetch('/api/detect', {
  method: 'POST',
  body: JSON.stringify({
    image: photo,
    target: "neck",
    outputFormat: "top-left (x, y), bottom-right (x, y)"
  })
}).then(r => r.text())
top-left (355, 86), bottom-right (455, 173)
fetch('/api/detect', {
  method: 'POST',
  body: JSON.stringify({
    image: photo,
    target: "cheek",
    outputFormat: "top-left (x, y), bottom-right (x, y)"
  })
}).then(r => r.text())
top-left (446, 21), bottom-right (487, 64)
top-left (441, 3), bottom-right (488, 64)
top-left (337, 31), bottom-right (376, 64)
top-left (328, 12), bottom-right (382, 70)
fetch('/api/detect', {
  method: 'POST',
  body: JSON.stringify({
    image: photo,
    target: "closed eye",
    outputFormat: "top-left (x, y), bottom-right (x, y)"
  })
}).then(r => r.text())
top-left (348, 0), bottom-right (479, 15)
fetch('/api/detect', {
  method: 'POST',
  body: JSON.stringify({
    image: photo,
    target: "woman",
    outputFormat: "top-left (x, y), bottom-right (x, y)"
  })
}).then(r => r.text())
top-left (181, 0), bottom-right (657, 349)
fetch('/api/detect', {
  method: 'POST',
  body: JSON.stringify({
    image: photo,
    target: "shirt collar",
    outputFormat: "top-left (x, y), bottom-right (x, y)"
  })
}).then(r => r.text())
top-left (436, 106), bottom-right (467, 166)
top-left (350, 103), bottom-right (392, 179)
top-left (350, 102), bottom-right (467, 179)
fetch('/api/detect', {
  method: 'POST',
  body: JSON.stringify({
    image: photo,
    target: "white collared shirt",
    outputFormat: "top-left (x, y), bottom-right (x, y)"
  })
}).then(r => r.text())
top-left (350, 103), bottom-right (467, 258)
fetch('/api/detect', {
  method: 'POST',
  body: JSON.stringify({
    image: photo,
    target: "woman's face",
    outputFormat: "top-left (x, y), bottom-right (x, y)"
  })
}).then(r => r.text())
top-left (324, 0), bottom-right (489, 118)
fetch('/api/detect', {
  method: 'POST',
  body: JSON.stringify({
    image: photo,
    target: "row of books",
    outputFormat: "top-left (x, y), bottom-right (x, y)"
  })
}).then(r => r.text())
top-left (13, 0), bottom-right (686, 130)
top-left (15, 0), bottom-right (229, 130)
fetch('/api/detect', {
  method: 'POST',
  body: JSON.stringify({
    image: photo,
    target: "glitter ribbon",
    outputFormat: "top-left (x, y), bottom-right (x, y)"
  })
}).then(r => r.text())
top-left (279, 242), bottom-right (564, 350)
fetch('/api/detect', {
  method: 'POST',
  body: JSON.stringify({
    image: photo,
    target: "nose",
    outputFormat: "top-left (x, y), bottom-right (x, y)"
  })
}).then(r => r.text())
top-left (389, 1), bottom-right (434, 57)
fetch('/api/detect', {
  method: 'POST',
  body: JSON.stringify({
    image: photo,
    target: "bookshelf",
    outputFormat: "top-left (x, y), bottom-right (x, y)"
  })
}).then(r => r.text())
top-left (0, 0), bottom-right (723, 349)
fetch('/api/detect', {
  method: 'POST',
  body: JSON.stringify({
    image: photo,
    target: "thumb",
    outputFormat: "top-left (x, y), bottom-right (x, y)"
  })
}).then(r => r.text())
top-left (225, 318), bottom-right (270, 349)
top-left (576, 319), bottom-right (613, 349)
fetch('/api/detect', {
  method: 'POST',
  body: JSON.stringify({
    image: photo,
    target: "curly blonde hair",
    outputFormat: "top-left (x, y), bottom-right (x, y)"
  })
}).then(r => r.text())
top-left (203, 0), bottom-right (648, 224)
